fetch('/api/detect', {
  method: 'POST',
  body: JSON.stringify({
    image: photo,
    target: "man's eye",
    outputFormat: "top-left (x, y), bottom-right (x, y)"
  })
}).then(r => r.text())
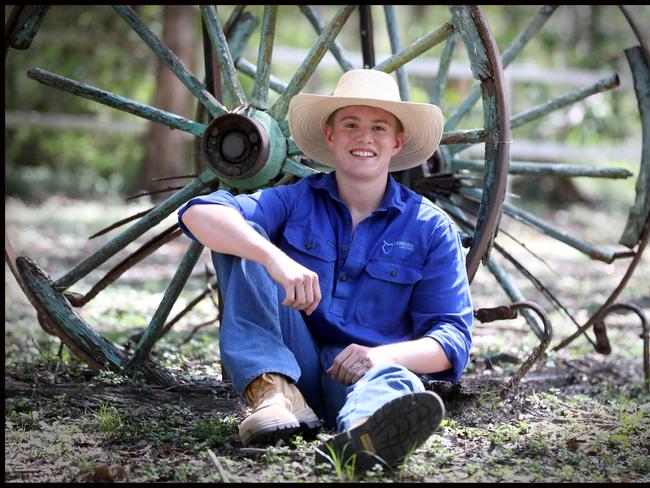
top-left (374, 126), bottom-right (386, 131)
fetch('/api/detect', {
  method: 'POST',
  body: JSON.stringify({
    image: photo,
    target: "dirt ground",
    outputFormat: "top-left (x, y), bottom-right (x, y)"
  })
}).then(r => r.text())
top-left (4, 195), bottom-right (650, 482)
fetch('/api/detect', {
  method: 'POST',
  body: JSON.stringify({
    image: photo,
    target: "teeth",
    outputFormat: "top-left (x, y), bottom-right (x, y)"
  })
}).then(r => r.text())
top-left (351, 150), bottom-right (375, 157)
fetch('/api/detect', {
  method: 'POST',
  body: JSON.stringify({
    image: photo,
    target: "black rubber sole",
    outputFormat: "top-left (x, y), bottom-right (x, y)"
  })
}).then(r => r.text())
top-left (243, 421), bottom-right (300, 446)
top-left (315, 391), bottom-right (445, 473)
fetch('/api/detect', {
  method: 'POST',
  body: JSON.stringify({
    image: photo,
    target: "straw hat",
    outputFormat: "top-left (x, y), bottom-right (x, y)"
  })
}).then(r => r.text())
top-left (288, 69), bottom-right (443, 172)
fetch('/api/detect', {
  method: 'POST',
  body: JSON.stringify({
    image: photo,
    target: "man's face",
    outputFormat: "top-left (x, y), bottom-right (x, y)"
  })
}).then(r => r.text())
top-left (324, 105), bottom-right (404, 181)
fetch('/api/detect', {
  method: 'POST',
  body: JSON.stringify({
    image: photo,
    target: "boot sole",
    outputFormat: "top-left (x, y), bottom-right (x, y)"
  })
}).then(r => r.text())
top-left (315, 391), bottom-right (445, 473)
top-left (295, 407), bottom-right (322, 438)
top-left (240, 418), bottom-right (301, 446)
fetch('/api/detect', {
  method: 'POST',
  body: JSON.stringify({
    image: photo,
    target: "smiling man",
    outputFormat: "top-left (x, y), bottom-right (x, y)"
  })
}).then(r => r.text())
top-left (178, 69), bottom-right (473, 474)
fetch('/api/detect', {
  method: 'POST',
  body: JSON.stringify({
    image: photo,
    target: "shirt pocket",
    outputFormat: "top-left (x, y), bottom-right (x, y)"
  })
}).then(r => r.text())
top-left (281, 226), bottom-right (337, 290)
top-left (356, 258), bottom-right (422, 330)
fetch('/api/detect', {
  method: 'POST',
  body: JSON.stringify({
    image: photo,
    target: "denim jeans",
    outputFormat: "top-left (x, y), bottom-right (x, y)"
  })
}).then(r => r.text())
top-left (212, 222), bottom-right (426, 432)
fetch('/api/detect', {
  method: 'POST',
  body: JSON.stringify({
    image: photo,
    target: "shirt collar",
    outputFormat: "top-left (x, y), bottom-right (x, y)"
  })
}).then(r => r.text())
top-left (307, 172), bottom-right (407, 214)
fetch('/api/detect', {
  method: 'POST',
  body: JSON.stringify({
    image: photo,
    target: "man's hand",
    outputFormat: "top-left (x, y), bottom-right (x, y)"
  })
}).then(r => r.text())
top-left (327, 338), bottom-right (454, 385)
top-left (327, 343), bottom-right (387, 385)
top-left (264, 250), bottom-right (322, 316)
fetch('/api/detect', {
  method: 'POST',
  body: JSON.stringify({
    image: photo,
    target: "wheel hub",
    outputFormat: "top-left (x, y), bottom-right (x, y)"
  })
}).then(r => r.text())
top-left (202, 113), bottom-right (269, 179)
top-left (201, 110), bottom-right (286, 189)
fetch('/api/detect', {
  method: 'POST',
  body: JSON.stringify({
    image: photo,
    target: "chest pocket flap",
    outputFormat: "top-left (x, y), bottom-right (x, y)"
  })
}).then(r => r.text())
top-left (365, 258), bottom-right (422, 284)
top-left (283, 226), bottom-right (336, 262)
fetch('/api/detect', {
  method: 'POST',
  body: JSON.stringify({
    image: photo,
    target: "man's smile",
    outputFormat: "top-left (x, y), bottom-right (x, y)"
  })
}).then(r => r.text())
top-left (350, 149), bottom-right (377, 158)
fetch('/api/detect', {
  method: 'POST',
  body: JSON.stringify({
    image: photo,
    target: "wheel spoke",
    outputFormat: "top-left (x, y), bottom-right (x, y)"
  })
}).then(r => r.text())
top-left (286, 138), bottom-right (302, 157)
top-left (448, 74), bottom-right (621, 156)
top-left (237, 57), bottom-right (288, 95)
top-left (113, 5), bottom-right (227, 118)
top-left (27, 68), bottom-right (207, 136)
top-left (53, 169), bottom-right (219, 291)
top-left (223, 5), bottom-right (247, 34)
top-left (201, 5), bottom-right (248, 109)
top-left (269, 5), bottom-right (356, 121)
top-left (373, 21), bottom-right (455, 74)
top-left (441, 128), bottom-right (485, 145)
top-left (446, 5), bottom-right (559, 131)
top-left (224, 11), bottom-right (259, 68)
top-left (461, 187), bottom-right (618, 263)
top-left (453, 159), bottom-right (633, 179)
top-left (300, 5), bottom-right (355, 72)
top-left (6, 5), bottom-right (50, 51)
top-left (383, 5), bottom-right (410, 101)
top-left (126, 240), bottom-right (204, 371)
top-left (430, 32), bottom-right (458, 105)
top-left (510, 74), bottom-right (620, 129)
top-left (282, 157), bottom-right (319, 177)
top-left (251, 6), bottom-right (278, 109)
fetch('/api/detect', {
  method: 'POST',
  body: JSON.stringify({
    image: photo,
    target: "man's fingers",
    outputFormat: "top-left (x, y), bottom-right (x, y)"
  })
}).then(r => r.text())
top-left (303, 280), bottom-right (322, 315)
top-left (281, 284), bottom-right (295, 307)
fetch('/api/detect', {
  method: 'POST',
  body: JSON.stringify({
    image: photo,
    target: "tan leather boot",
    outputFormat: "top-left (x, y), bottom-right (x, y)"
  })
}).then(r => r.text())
top-left (239, 373), bottom-right (320, 446)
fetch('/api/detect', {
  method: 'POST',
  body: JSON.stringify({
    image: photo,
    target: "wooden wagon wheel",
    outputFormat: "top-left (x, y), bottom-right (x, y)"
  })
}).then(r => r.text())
top-left (5, 6), bottom-right (648, 386)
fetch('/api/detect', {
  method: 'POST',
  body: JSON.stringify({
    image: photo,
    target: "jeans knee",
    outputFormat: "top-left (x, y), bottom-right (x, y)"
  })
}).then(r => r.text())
top-left (360, 363), bottom-right (425, 393)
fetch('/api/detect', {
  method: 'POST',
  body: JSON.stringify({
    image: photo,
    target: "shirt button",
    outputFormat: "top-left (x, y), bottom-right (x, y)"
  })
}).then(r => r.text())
top-left (341, 246), bottom-right (348, 252)
top-left (391, 271), bottom-right (397, 277)
top-left (305, 242), bottom-right (314, 250)
top-left (340, 274), bottom-right (347, 281)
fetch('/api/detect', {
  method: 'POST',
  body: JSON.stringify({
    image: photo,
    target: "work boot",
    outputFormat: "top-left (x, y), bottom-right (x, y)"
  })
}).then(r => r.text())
top-left (239, 373), bottom-right (321, 446)
top-left (315, 391), bottom-right (445, 474)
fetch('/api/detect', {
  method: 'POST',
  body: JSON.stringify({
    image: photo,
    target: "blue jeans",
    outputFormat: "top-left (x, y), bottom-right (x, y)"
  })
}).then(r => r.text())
top-left (213, 222), bottom-right (426, 432)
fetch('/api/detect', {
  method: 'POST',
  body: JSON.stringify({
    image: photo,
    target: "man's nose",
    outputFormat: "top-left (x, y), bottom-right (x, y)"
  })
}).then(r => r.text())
top-left (354, 127), bottom-right (372, 142)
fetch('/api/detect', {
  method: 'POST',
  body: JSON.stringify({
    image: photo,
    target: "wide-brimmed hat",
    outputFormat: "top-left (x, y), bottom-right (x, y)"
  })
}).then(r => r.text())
top-left (288, 69), bottom-right (443, 172)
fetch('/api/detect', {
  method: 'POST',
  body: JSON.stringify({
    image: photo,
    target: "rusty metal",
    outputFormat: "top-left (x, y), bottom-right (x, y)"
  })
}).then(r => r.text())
top-left (152, 174), bottom-right (198, 182)
top-left (474, 300), bottom-right (553, 393)
top-left (554, 214), bottom-right (650, 352)
top-left (89, 207), bottom-right (155, 240)
top-left (592, 303), bottom-right (649, 392)
top-left (126, 185), bottom-right (185, 202)
top-left (473, 305), bottom-right (518, 323)
top-left (65, 225), bottom-right (183, 307)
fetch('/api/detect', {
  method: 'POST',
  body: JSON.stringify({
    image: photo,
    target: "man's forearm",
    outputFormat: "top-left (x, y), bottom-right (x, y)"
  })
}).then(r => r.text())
top-left (181, 204), bottom-right (280, 267)
top-left (373, 337), bottom-right (452, 375)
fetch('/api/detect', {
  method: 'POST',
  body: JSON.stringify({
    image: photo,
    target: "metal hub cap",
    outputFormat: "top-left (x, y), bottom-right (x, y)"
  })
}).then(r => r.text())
top-left (202, 113), bottom-right (270, 179)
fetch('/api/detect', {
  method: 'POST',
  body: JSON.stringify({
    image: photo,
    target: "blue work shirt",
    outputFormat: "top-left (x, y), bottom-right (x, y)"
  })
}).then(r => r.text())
top-left (177, 172), bottom-right (473, 382)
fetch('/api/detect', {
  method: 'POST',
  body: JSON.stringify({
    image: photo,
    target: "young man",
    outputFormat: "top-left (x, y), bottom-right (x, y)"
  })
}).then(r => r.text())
top-left (178, 69), bottom-right (473, 473)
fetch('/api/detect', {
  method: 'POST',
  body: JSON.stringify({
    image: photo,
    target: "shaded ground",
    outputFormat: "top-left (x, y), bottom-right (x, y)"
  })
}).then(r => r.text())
top-left (5, 195), bottom-right (650, 482)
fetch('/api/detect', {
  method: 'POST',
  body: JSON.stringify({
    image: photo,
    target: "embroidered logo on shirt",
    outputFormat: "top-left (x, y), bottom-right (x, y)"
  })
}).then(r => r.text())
top-left (381, 239), bottom-right (415, 254)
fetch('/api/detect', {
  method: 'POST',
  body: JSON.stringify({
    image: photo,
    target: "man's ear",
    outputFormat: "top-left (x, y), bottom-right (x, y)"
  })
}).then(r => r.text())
top-left (393, 131), bottom-right (405, 155)
top-left (323, 124), bottom-right (335, 149)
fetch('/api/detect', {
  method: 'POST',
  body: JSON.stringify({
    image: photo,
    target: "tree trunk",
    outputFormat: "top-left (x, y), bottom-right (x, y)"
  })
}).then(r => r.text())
top-left (138, 5), bottom-right (196, 199)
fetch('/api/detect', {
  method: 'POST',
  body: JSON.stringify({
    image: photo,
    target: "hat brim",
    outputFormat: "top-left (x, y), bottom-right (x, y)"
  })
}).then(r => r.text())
top-left (288, 93), bottom-right (443, 172)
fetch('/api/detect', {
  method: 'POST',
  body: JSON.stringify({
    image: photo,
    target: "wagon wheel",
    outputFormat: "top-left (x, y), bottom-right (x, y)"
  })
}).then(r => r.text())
top-left (5, 6), bottom-right (647, 386)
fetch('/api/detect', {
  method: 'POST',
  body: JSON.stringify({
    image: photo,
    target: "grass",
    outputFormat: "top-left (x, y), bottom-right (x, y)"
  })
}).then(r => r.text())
top-left (4, 196), bottom-right (650, 482)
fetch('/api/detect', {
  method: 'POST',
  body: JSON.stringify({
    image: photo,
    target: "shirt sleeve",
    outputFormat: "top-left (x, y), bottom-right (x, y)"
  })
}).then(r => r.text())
top-left (409, 219), bottom-right (473, 383)
top-left (177, 185), bottom-right (293, 243)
